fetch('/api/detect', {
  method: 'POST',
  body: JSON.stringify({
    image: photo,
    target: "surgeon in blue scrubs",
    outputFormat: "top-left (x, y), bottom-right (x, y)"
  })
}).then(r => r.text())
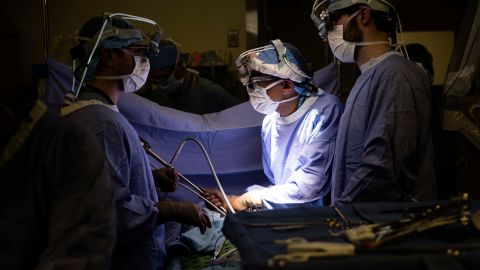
top-left (311, 0), bottom-right (435, 204)
top-left (62, 15), bottom-right (211, 269)
top-left (205, 40), bottom-right (342, 210)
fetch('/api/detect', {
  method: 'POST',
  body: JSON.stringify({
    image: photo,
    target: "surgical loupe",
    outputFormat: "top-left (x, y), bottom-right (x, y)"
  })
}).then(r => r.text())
top-left (310, 0), bottom-right (330, 41)
top-left (139, 137), bottom-right (233, 215)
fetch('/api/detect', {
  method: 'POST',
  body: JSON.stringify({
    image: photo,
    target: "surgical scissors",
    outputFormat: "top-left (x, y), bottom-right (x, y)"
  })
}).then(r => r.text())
top-left (139, 137), bottom-right (227, 216)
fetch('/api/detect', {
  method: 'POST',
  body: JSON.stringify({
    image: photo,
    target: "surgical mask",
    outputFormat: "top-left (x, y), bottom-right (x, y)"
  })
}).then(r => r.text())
top-left (96, 55), bottom-right (150, 93)
top-left (328, 25), bottom-right (357, 63)
top-left (327, 11), bottom-right (390, 63)
top-left (248, 80), bottom-right (299, 115)
top-left (151, 73), bottom-right (183, 93)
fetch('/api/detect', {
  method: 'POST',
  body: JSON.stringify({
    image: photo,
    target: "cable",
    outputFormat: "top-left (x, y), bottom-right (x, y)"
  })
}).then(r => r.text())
top-left (214, 248), bottom-right (238, 263)
top-left (211, 235), bottom-right (226, 269)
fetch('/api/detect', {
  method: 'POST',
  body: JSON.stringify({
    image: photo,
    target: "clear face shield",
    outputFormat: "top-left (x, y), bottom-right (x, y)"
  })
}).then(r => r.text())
top-left (235, 39), bottom-right (311, 88)
top-left (72, 13), bottom-right (163, 97)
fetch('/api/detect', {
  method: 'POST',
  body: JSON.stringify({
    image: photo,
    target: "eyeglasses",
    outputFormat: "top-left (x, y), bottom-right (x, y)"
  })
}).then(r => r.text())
top-left (246, 76), bottom-right (282, 92)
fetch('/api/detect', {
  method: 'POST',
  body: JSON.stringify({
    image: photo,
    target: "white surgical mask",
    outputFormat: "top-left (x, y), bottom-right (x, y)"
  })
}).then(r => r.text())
top-left (327, 25), bottom-right (357, 63)
top-left (248, 80), bottom-right (299, 115)
top-left (96, 55), bottom-right (150, 93)
top-left (327, 11), bottom-right (390, 63)
top-left (123, 56), bottom-right (150, 93)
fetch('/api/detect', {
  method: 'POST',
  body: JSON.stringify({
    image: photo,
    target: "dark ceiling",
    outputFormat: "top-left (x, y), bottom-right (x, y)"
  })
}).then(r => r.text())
top-left (392, 0), bottom-right (469, 31)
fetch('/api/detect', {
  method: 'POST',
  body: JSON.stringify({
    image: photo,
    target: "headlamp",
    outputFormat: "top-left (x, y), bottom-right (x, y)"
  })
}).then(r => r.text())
top-left (235, 39), bottom-right (310, 87)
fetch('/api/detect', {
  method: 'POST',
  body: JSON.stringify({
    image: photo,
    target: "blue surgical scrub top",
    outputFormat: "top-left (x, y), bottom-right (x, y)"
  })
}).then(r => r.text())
top-left (258, 92), bottom-right (342, 208)
top-left (332, 52), bottom-right (436, 205)
top-left (65, 91), bottom-right (166, 270)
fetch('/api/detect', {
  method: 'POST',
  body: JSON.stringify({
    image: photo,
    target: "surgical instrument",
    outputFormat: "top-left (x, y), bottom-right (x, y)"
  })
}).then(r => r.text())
top-left (269, 237), bottom-right (355, 267)
top-left (333, 194), bottom-right (475, 247)
top-left (269, 236), bottom-right (480, 268)
top-left (140, 137), bottom-right (227, 215)
top-left (169, 137), bottom-right (235, 213)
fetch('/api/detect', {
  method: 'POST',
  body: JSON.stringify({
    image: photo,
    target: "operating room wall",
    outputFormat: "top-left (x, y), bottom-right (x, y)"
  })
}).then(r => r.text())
top-left (0, 0), bottom-right (246, 86)
top-left (1, 0), bottom-right (470, 87)
top-left (402, 31), bottom-right (455, 86)
top-left (47, 0), bottom-right (247, 66)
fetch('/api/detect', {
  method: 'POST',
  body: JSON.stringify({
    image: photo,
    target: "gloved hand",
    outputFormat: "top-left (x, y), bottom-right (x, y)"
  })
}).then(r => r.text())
top-left (203, 189), bottom-right (263, 212)
top-left (152, 168), bottom-right (179, 192)
top-left (157, 200), bottom-right (212, 234)
top-left (202, 189), bottom-right (228, 212)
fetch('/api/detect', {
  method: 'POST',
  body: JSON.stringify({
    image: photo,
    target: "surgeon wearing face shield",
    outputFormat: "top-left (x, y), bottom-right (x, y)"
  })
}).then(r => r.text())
top-left (204, 40), bottom-right (343, 211)
top-left (62, 15), bottom-right (211, 269)
top-left (136, 39), bottom-right (240, 114)
top-left (311, 0), bottom-right (436, 204)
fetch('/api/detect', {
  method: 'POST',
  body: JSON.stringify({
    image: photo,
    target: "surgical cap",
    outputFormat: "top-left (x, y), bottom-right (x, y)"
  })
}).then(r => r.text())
top-left (256, 43), bottom-right (309, 95)
top-left (149, 40), bottom-right (178, 70)
top-left (72, 16), bottom-right (143, 81)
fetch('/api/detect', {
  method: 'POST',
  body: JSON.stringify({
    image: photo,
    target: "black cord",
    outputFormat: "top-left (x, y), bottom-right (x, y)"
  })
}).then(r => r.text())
top-left (352, 204), bottom-right (375, 224)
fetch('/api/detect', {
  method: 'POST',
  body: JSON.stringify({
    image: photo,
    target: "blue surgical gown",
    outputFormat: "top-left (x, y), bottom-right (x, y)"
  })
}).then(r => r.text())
top-left (332, 53), bottom-right (436, 204)
top-left (257, 93), bottom-right (342, 208)
top-left (65, 92), bottom-right (166, 270)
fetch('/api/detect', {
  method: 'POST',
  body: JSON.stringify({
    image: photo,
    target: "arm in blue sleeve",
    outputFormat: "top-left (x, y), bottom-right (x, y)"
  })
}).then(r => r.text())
top-left (95, 121), bottom-right (158, 241)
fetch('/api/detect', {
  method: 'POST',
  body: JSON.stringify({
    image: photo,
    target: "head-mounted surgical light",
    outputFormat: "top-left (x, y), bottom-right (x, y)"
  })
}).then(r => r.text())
top-left (311, 0), bottom-right (330, 41)
top-left (311, 0), bottom-right (394, 41)
top-left (236, 39), bottom-right (311, 87)
top-left (70, 12), bottom-right (163, 98)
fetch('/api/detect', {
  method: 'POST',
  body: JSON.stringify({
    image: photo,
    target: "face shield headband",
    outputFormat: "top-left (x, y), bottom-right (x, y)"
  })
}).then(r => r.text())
top-left (72, 13), bottom-right (163, 98)
top-left (235, 39), bottom-right (311, 87)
